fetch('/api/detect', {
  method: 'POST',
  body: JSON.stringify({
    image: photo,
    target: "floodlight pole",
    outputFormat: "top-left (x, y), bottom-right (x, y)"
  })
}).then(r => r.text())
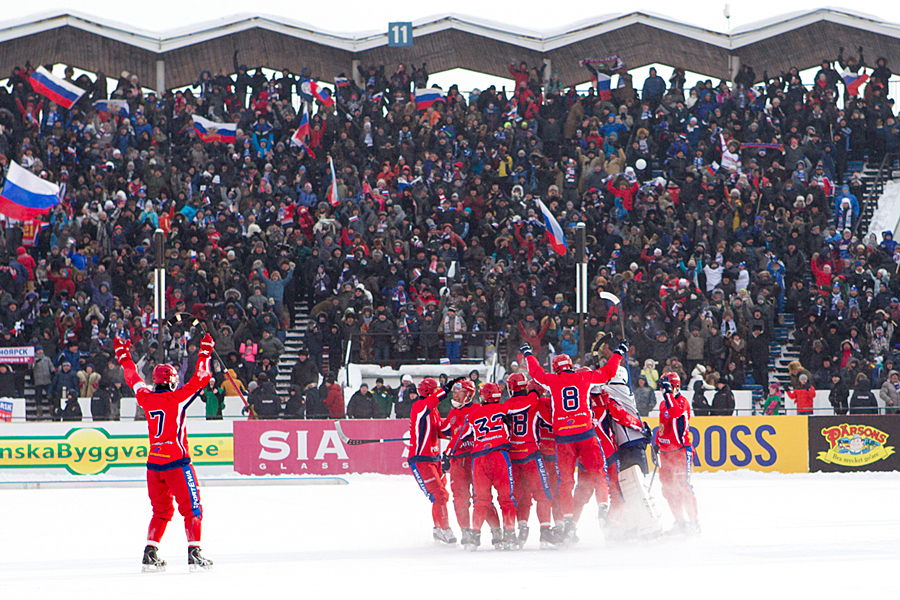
top-left (574, 224), bottom-right (587, 361)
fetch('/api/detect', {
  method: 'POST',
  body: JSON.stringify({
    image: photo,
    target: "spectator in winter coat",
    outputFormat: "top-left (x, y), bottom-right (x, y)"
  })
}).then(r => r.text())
top-left (878, 370), bottom-right (900, 414)
top-left (711, 378), bottom-right (735, 416)
top-left (321, 373), bottom-right (345, 418)
top-left (787, 374), bottom-right (816, 415)
top-left (60, 389), bottom-right (82, 422)
top-left (347, 384), bottom-right (377, 418)
top-left (371, 377), bottom-right (396, 418)
top-left (250, 374), bottom-right (281, 419)
top-left (692, 379), bottom-right (712, 416)
top-left (850, 374), bottom-right (879, 415)
top-left (290, 347), bottom-right (320, 389)
top-left (633, 375), bottom-right (655, 417)
top-left (258, 330), bottom-right (285, 361)
top-left (829, 372), bottom-right (850, 415)
top-left (49, 361), bottom-right (79, 412)
top-left (31, 346), bottom-right (55, 419)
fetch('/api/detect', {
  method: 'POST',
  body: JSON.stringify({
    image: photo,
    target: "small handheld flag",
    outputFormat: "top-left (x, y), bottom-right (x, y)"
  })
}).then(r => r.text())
top-left (535, 198), bottom-right (568, 256)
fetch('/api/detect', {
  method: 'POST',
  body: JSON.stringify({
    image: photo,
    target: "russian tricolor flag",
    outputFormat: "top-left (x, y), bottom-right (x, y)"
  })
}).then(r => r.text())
top-left (327, 155), bottom-right (340, 207)
top-left (291, 103), bottom-right (311, 145)
top-left (0, 161), bottom-right (61, 220)
top-left (596, 73), bottom-right (612, 101)
top-left (192, 115), bottom-right (237, 144)
top-left (415, 88), bottom-right (445, 111)
top-left (535, 198), bottom-right (567, 256)
top-left (300, 80), bottom-right (334, 107)
top-left (93, 99), bottom-right (129, 117)
top-left (842, 71), bottom-right (869, 96)
top-left (29, 66), bottom-right (85, 109)
top-left (334, 77), bottom-right (349, 88)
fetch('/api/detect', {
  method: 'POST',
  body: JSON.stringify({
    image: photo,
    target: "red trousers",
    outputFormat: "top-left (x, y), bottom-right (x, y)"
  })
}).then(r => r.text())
top-left (542, 453), bottom-right (563, 523)
top-left (146, 464), bottom-right (203, 545)
top-left (557, 436), bottom-right (607, 519)
top-left (410, 460), bottom-right (451, 529)
top-left (472, 451), bottom-right (516, 531)
top-left (449, 457), bottom-right (500, 530)
top-left (513, 457), bottom-right (552, 527)
top-left (573, 458), bottom-right (619, 522)
top-left (660, 447), bottom-right (699, 523)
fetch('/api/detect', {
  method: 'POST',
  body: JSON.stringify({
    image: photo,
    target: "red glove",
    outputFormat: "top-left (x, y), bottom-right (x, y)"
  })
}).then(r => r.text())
top-left (199, 333), bottom-right (215, 358)
top-left (114, 337), bottom-right (132, 363)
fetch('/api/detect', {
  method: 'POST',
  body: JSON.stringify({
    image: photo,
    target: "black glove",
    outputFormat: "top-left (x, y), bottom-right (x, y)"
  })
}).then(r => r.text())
top-left (519, 343), bottom-right (533, 357)
top-left (660, 378), bottom-right (672, 393)
top-left (443, 376), bottom-right (465, 394)
top-left (642, 422), bottom-right (654, 442)
top-left (440, 453), bottom-right (451, 473)
top-left (614, 342), bottom-right (628, 357)
top-left (859, 45), bottom-right (864, 54)
top-left (839, 46), bottom-right (844, 54)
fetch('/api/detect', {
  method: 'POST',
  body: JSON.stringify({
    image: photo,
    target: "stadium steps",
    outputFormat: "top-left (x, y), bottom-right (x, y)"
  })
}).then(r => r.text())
top-left (275, 301), bottom-right (314, 396)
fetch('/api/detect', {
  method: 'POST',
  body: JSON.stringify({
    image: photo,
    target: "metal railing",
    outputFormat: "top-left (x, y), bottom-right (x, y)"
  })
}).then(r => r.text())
top-left (349, 331), bottom-right (504, 367)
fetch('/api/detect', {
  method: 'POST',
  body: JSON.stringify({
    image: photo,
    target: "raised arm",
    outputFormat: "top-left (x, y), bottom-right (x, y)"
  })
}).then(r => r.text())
top-left (180, 334), bottom-right (214, 396)
top-left (114, 337), bottom-right (150, 393)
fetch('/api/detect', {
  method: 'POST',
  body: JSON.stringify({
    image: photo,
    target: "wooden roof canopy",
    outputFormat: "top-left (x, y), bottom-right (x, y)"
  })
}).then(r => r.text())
top-left (0, 9), bottom-right (899, 90)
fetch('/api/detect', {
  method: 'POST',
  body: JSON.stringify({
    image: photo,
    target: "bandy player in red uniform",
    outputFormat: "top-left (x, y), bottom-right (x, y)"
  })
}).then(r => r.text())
top-left (409, 376), bottom-right (459, 544)
top-left (438, 380), bottom-right (502, 549)
top-left (449, 382), bottom-right (518, 551)
top-left (573, 384), bottom-right (621, 526)
top-left (522, 341), bottom-right (626, 544)
top-left (653, 373), bottom-right (700, 535)
top-left (113, 334), bottom-right (215, 572)
top-left (503, 373), bottom-right (558, 549)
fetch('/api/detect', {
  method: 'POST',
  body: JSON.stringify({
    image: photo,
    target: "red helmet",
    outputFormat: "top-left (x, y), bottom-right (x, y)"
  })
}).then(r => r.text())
top-left (506, 372), bottom-right (528, 395)
top-left (452, 379), bottom-right (477, 406)
top-left (418, 377), bottom-right (439, 397)
top-left (152, 364), bottom-right (179, 391)
top-left (480, 382), bottom-right (503, 403)
top-left (662, 372), bottom-right (681, 391)
top-left (551, 354), bottom-right (574, 373)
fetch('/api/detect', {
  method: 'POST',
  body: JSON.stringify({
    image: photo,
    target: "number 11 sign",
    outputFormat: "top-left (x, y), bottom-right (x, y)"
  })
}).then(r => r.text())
top-left (388, 22), bottom-right (413, 47)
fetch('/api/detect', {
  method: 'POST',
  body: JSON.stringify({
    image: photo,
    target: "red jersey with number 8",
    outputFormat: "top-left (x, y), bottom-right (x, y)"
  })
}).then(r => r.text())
top-left (526, 354), bottom-right (622, 443)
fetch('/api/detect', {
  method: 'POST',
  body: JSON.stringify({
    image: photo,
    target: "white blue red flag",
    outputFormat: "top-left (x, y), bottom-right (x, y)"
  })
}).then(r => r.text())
top-left (0, 161), bottom-right (61, 221)
top-left (93, 99), bottom-right (130, 117)
top-left (842, 71), bottom-right (869, 96)
top-left (327, 156), bottom-right (340, 207)
top-left (300, 80), bottom-right (334, 106)
top-left (535, 198), bottom-right (567, 256)
top-left (191, 115), bottom-right (236, 144)
top-left (415, 88), bottom-right (445, 110)
top-left (29, 66), bottom-right (85, 109)
top-left (596, 73), bottom-right (612, 101)
top-left (334, 77), bottom-right (349, 88)
top-left (291, 103), bottom-right (311, 146)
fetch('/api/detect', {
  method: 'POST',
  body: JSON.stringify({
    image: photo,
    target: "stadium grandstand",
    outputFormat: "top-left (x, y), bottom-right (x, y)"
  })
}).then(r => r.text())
top-left (0, 8), bottom-right (898, 421)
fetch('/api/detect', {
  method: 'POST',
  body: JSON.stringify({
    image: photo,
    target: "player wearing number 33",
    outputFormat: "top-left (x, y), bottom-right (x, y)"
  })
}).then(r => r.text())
top-left (114, 334), bottom-right (215, 572)
top-left (522, 342), bottom-right (626, 545)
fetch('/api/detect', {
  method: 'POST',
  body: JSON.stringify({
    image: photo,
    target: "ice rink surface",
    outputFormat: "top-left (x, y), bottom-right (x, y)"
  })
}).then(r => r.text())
top-left (2, 471), bottom-right (898, 599)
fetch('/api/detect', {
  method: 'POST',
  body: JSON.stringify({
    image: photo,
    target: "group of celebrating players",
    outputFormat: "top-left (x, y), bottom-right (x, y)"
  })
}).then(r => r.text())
top-left (407, 340), bottom-right (700, 550)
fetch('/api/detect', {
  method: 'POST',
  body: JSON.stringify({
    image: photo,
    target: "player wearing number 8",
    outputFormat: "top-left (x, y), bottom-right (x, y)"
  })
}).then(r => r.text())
top-left (522, 343), bottom-right (626, 544)
top-left (114, 334), bottom-right (216, 572)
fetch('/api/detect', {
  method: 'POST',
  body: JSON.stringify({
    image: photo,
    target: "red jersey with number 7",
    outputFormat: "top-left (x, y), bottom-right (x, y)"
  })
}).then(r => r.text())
top-left (526, 354), bottom-right (622, 443)
top-left (122, 358), bottom-right (212, 470)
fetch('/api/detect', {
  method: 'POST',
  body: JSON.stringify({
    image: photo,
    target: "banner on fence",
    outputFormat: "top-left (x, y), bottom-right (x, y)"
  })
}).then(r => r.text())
top-left (233, 420), bottom-right (409, 476)
top-left (808, 416), bottom-right (900, 472)
top-left (645, 416), bottom-right (809, 473)
top-left (0, 346), bottom-right (34, 364)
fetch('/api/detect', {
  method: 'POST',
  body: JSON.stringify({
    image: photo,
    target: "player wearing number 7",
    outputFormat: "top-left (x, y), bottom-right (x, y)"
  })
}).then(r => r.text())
top-left (522, 342), bottom-right (626, 545)
top-left (114, 334), bottom-right (215, 573)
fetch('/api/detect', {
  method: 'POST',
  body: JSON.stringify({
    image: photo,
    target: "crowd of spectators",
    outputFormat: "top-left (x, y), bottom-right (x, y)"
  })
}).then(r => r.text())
top-left (1, 45), bottom-right (899, 420)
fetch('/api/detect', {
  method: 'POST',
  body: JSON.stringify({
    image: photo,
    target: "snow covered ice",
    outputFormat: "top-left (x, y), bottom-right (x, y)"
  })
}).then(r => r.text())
top-left (2, 472), bottom-right (899, 598)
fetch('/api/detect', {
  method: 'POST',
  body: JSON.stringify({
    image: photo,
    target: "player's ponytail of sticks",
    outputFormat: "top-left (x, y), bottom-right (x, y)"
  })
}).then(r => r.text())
top-left (166, 312), bottom-right (250, 412)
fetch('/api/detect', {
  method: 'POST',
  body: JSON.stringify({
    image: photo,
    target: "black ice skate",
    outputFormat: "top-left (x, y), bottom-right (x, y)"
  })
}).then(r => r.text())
top-left (517, 523), bottom-right (529, 548)
top-left (502, 529), bottom-right (520, 551)
top-left (539, 526), bottom-right (563, 549)
top-left (464, 529), bottom-right (481, 552)
top-left (141, 545), bottom-right (166, 573)
top-left (491, 527), bottom-right (503, 550)
top-left (188, 546), bottom-right (213, 572)
top-left (432, 527), bottom-right (457, 545)
top-left (562, 518), bottom-right (579, 546)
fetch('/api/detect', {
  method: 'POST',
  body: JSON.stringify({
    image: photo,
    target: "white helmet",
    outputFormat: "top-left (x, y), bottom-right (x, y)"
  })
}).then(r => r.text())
top-left (608, 364), bottom-right (630, 387)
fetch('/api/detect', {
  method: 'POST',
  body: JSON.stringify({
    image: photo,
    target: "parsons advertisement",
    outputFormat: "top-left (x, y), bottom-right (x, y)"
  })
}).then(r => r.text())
top-left (233, 420), bottom-right (410, 476)
top-left (808, 416), bottom-right (900, 472)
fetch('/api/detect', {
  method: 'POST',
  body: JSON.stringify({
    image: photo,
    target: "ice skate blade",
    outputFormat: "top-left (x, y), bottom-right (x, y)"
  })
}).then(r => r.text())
top-left (463, 544), bottom-right (478, 552)
top-left (539, 541), bottom-right (561, 550)
top-left (141, 564), bottom-right (166, 573)
top-left (189, 563), bottom-right (213, 572)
